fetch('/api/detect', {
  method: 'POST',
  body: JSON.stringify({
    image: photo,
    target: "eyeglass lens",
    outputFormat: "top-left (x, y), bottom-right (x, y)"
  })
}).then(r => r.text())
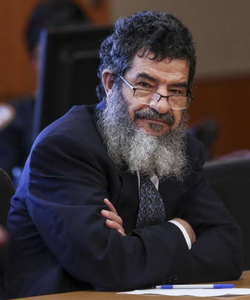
top-left (134, 89), bottom-right (189, 109)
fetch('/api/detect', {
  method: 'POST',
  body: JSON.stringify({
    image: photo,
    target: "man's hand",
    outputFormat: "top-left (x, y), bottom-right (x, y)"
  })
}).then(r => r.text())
top-left (101, 198), bottom-right (126, 236)
top-left (172, 218), bottom-right (196, 243)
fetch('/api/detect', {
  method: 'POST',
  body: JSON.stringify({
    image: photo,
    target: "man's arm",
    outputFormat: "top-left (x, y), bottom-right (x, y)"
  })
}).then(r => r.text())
top-left (181, 136), bottom-right (243, 283)
top-left (102, 199), bottom-right (196, 245)
top-left (27, 132), bottom-right (243, 290)
top-left (27, 132), bottom-right (192, 290)
top-left (102, 136), bottom-right (243, 284)
top-left (184, 171), bottom-right (243, 283)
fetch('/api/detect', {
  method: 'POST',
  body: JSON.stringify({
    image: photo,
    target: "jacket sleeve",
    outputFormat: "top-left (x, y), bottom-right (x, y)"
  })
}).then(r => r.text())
top-left (182, 139), bottom-right (243, 283)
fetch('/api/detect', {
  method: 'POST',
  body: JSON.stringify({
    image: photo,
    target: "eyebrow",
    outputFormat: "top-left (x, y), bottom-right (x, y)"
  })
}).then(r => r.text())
top-left (133, 73), bottom-right (188, 88)
top-left (169, 82), bottom-right (188, 88)
top-left (133, 72), bottom-right (157, 82)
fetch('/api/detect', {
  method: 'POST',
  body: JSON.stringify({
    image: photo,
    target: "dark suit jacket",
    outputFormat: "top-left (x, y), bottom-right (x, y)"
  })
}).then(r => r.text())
top-left (5, 103), bottom-right (243, 298)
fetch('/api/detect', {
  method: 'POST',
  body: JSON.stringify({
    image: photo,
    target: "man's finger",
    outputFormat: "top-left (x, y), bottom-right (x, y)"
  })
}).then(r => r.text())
top-left (105, 220), bottom-right (126, 236)
top-left (103, 198), bottom-right (118, 215)
top-left (101, 209), bottom-right (123, 226)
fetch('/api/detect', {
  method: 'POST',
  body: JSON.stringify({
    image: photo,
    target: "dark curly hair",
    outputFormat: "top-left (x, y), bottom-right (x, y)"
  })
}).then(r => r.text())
top-left (97, 11), bottom-right (196, 102)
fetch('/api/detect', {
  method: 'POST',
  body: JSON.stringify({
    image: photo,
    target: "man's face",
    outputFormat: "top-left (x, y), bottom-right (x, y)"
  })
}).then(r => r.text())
top-left (100, 53), bottom-right (189, 179)
top-left (121, 54), bottom-right (190, 137)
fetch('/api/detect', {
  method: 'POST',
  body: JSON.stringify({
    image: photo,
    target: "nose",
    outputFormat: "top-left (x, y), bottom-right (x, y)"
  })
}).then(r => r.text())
top-left (148, 97), bottom-right (171, 115)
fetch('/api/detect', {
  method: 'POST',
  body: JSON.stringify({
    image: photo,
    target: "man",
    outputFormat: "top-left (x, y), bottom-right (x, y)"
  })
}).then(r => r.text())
top-left (5, 11), bottom-right (243, 298)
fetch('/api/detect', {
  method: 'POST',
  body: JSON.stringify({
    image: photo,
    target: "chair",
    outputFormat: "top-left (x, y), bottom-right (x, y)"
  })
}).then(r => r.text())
top-left (0, 168), bottom-right (15, 298)
top-left (0, 168), bottom-right (14, 227)
top-left (204, 158), bottom-right (250, 270)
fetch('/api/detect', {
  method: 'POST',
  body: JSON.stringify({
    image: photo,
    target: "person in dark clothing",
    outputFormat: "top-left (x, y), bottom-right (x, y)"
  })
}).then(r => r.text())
top-left (0, 0), bottom-right (89, 181)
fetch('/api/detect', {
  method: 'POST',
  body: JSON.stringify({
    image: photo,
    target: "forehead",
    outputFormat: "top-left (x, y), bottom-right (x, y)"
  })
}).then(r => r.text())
top-left (126, 53), bottom-right (190, 83)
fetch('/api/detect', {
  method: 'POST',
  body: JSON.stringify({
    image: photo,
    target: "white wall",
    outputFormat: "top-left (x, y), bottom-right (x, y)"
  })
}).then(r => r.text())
top-left (109, 0), bottom-right (250, 78)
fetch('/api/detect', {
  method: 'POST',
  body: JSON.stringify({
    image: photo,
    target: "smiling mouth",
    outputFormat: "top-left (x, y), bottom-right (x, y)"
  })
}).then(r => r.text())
top-left (137, 117), bottom-right (169, 125)
top-left (134, 109), bottom-right (175, 127)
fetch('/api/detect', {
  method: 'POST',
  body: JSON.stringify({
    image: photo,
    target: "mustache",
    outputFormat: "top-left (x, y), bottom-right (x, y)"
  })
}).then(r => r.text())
top-left (135, 108), bottom-right (175, 126)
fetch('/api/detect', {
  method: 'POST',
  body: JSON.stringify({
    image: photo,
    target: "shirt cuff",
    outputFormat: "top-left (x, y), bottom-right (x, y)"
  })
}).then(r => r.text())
top-left (168, 220), bottom-right (192, 250)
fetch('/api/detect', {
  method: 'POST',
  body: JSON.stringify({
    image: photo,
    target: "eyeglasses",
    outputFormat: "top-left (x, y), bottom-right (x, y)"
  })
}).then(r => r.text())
top-left (119, 75), bottom-right (193, 110)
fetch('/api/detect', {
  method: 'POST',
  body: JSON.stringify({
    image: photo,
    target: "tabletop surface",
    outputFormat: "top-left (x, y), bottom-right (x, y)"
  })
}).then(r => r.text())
top-left (13, 270), bottom-right (250, 300)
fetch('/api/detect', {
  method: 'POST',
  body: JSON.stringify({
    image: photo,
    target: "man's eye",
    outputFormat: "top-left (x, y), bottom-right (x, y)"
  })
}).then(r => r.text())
top-left (169, 89), bottom-right (183, 95)
top-left (138, 82), bottom-right (152, 89)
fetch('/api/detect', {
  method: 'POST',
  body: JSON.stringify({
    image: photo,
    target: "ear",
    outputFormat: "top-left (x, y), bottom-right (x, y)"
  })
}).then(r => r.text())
top-left (102, 69), bottom-right (114, 95)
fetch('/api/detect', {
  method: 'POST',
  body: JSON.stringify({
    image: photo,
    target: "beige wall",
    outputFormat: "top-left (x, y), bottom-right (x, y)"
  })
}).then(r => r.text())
top-left (110, 0), bottom-right (250, 79)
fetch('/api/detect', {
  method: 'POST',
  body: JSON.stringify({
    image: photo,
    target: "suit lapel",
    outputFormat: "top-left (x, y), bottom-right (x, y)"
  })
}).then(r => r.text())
top-left (159, 179), bottom-right (187, 220)
top-left (116, 166), bottom-right (139, 233)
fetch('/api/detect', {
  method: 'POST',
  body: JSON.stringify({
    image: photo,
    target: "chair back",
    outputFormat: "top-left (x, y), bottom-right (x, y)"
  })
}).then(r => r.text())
top-left (0, 168), bottom-right (14, 298)
top-left (0, 168), bottom-right (14, 226)
top-left (204, 158), bottom-right (250, 270)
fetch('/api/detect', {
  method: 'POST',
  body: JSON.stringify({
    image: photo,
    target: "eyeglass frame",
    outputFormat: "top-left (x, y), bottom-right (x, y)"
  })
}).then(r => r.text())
top-left (119, 74), bottom-right (193, 111)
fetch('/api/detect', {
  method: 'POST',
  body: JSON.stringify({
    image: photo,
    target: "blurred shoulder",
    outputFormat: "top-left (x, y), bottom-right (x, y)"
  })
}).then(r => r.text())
top-left (33, 104), bottom-right (100, 148)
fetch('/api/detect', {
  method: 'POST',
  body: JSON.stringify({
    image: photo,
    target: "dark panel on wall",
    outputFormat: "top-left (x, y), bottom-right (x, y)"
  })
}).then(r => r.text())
top-left (189, 76), bottom-right (250, 156)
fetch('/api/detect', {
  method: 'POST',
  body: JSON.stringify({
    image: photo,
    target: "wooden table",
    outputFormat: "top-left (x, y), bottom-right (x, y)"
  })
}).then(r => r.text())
top-left (14, 271), bottom-right (250, 300)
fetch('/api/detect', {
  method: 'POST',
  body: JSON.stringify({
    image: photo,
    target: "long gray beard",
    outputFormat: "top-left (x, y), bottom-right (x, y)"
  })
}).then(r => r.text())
top-left (97, 90), bottom-right (188, 181)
